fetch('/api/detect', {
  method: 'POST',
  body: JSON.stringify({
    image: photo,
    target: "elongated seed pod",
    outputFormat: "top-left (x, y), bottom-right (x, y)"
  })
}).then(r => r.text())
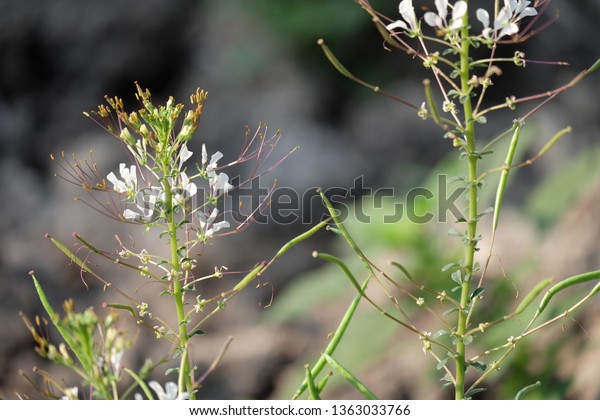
top-left (493, 122), bottom-right (521, 231)
top-left (324, 354), bottom-right (378, 400)
top-left (515, 278), bottom-right (552, 314)
top-left (537, 270), bottom-right (600, 315)
top-left (232, 261), bottom-right (266, 292)
top-left (46, 233), bottom-right (93, 273)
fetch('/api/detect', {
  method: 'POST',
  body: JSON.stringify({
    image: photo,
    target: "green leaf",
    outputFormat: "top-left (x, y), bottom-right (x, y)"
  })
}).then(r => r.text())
top-left (165, 367), bottom-right (179, 376)
top-left (436, 357), bottom-right (449, 370)
top-left (451, 270), bottom-right (463, 285)
top-left (188, 330), bottom-right (205, 338)
top-left (470, 287), bottom-right (485, 300)
top-left (442, 262), bottom-right (459, 272)
top-left (469, 361), bottom-right (487, 372)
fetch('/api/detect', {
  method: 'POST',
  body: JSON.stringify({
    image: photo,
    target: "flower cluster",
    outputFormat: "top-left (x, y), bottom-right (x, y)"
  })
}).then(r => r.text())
top-left (424, 0), bottom-right (467, 33)
top-left (107, 142), bottom-right (232, 239)
top-left (386, 0), bottom-right (537, 41)
top-left (476, 0), bottom-right (537, 41)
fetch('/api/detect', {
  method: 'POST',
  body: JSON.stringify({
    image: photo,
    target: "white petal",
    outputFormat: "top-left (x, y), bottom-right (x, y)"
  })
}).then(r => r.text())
top-left (518, 6), bottom-right (537, 19)
top-left (201, 144), bottom-right (208, 167)
top-left (148, 381), bottom-right (167, 400)
top-left (453, 1), bottom-right (467, 19)
top-left (164, 382), bottom-right (179, 400)
top-left (386, 20), bottom-right (409, 31)
top-left (399, 0), bottom-right (417, 29)
top-left (498, 22), bottom-right (519, 38)
top-left (210, 172), bottom-right (232, 195)
top-left (178, 143), bottom-right (193, 167)
top-left (449, 18), bottom-right (463, 31)
top-left (123, 209), bottom-right (139, 220)
top-left (180, 172), bottom-right (197, 198)
top-left (207, 208), bottom-right (219, 225)
top-left (476, 8), bottom-right (490, 29)
top-left (107, 172), bottom-right (121, 190)
top-left (207, 151), bottom-right (223, 174)
top-left (211, 220), bottom-right (230, 234)
top-left (495, 7), bottom-right (511, 28)
top-left (435, 0), bottom-right (448, 20)
top-left (424, 12), bottom-right (442, 28)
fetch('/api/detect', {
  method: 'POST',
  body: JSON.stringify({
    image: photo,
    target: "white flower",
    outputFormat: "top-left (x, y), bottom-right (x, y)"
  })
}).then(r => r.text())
top-left (124, 186), bottom-right (162, 221)
top-left (198, 208), bottom-right (230, 238)
top-left (178, 143), bottom-right (193, 169)
top-left (209, 172), bottom-right (233, 196)
top-left (424, 0), bottom-right (467, 32)
top-left (61, 386), bottom-right (79, 400)
top-left (171, 172), bottom-right (198, 206)
top-left (180, 172), bottom-right (198, 198)
top-left (107, 163), bottom-right (138, 194)
top-left (202, 143), bottom-right (223, 175)
top-left (476, 0), bottom-right (537, 41)
top-left (148, 380), bottom-right (188, 400)
top-left (201, 144), bottom-right (232, 196)
top-left (386, 0), bottom-right (419, 34)
top-left (110, 348), bottom-right (124, 377)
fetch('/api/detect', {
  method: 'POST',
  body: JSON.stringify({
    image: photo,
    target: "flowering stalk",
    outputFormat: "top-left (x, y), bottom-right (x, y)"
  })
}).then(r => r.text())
top-left (27, 82), bottom-right (309, 400)
top-left (160, 134), bottom-right (192, 396)
top-left (319, 0), bottom-right (600, 400)
top-left (454, 2), bottom-right (476, 399)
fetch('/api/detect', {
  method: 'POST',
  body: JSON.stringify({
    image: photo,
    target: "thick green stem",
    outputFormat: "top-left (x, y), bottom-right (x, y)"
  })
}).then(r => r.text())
top-left (455, 8), bottom-right (478, 400)
top-left (162, 170), bottom-right (193, 399)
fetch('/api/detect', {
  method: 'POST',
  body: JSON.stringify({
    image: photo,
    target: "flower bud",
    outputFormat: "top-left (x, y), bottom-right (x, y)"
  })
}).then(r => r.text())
top-left (120, 128), bottom-right (136, 146)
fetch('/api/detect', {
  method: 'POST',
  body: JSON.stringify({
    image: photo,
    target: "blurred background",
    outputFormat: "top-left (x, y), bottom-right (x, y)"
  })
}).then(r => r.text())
top-left (1, 0), bottom-right (600, 399)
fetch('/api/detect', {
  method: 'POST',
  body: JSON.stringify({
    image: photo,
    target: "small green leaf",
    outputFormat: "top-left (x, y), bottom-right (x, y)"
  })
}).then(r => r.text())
top-left (470, 287), bottom-right (485, 301)
top-left (451, 270), bottom-right (463, 285)
top-left (436, 357), bottom-right (449, 370)
top-left (188, 330), bottom-right (205, 338)
top-left (469, 361), bottom-right (487, 372)
top-left (442, 262), bottom-right (459, 272)
top-left (165, 367), bottom-right (180, 376)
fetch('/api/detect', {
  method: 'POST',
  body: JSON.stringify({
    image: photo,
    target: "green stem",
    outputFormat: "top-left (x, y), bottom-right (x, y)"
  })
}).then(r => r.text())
top-left (455, 9), bottom-right (478, 400)
top-left (161, 169), bottom-right (193, 399)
